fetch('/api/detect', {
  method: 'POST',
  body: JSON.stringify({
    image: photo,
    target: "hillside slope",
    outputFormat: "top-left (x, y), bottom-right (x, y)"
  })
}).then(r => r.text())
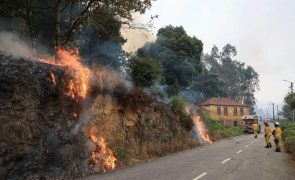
top-left (0, 54), bottom-right (195, 179)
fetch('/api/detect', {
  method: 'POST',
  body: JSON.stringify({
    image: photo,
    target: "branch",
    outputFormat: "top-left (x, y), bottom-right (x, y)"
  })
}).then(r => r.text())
top-left (61, 0), bottom-right (71, 12)
top-left (62, 0), bottom-right (96, 47)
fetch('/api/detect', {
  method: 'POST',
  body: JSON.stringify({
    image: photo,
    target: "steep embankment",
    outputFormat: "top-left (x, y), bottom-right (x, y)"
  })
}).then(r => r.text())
top-left (0, 54), bottom-right (196, 179)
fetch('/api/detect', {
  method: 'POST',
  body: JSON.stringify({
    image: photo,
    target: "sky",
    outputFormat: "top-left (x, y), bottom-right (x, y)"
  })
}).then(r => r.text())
top-left (139, 0), bottom-right (295, 106)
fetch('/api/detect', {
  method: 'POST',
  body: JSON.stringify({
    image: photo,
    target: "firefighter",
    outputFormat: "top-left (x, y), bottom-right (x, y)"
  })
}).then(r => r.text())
top-left (273, 122), bottom-right (282, 152)
top-left (264, 122), bottom-right (272, 148)
top-left (252, 121), bottom-right (259, 138)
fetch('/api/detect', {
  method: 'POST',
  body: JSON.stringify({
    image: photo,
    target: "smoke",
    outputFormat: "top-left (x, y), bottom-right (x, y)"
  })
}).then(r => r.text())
top-left (121, 13), bottom-right (156, 53)
top-left (121, 28), bottom-right (155, 53)
top-left (0, 31), bottom-right (32, 57)
top-left (179, 90), bottom-right (205, 104)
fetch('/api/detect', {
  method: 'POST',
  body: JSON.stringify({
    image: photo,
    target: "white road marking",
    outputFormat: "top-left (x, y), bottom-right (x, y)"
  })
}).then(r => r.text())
top-left (245, 145), bottom-right (249, 148)
top-left (221, 158), bottom-right (231, 164)
top-left (193, 172), bottom-right (207, 180)
top-left (236, 150), bottom-right (243, 154)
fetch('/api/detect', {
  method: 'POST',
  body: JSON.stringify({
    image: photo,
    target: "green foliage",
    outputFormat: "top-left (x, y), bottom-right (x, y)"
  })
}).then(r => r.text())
top-left (129, 55), bottom-right (162, 88)
top-left (285, 93), bottom-right (295, 109)
top-left (170, 96), bottom-right (193, 130)
top-left (0, 0), bottom-right (153, 54)
top-left (204, 44), bottom-right (260, 112)
top-left (115, 144), bottom-right (130, 161)
top-left (201, 113), bottom-right (243, 139)
top-left (139, 25), bottom-right (203, 93)
top-left (280, 103), bottom-right (293, 121)
top-left (193, 67), bottom-right (225, 98)
top-left (282, 125), bottom-right (295, 154)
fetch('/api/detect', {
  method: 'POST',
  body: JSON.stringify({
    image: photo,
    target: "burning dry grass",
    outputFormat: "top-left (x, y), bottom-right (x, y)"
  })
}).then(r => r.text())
top-left (91, 67), bottom-right (129, 93)
top-left (87, 127), bottom-right (117, 172)
top-left (192, 115), bottom-right (213, 144)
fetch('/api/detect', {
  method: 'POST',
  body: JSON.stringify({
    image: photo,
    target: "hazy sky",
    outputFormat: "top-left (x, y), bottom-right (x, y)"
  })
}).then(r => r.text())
top-left (142, 0), bottom-right (295, 104)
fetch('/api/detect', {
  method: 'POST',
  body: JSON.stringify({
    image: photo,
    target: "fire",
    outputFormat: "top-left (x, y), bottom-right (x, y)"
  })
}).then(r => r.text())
top-left (50, 72), bottom-right (57, 86)
top-left (56, 48), bottom-right (90, 100)
top-left (87, 127), bottom-right (117, 172)
top-left (192, 115), bottom-right (213, 144)
top-left (41, 48), bottom-right (90, 100)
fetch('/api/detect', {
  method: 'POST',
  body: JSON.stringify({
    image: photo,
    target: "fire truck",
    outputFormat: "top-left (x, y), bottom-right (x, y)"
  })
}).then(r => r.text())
top-left (242, 115), bottom-right (261, 134)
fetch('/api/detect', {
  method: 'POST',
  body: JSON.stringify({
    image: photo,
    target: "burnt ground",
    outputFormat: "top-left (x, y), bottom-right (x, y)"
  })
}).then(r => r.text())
top-left (0, 54), bottom-right (196, 179)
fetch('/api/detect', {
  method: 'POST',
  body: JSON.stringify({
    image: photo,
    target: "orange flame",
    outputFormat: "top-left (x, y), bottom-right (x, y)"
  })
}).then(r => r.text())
top-left (87, 128), bottom-right (117, 172)
top-left (50, 72), bottom-right (57, 86)
top-left (192, 115), bottom-right (213, 144)
top-left (56, 48), bottom-right (90, 100)
top-left (39, 48), bottom-right (90, 100)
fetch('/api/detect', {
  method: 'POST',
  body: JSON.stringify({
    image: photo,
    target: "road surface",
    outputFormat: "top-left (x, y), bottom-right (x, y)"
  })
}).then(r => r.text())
top-left (84, 134), bottom-right (295, 180)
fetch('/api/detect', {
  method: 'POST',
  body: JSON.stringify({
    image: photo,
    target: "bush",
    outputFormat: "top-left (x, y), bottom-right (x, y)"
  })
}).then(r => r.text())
top-left (282, 124), bottom-right (295, 154)
top-left (170, 96), bottom-right (193, 131)
top-left (201, 112), bottom-right (243, 140)
top-left (129, 55), bottom-right (162, 88)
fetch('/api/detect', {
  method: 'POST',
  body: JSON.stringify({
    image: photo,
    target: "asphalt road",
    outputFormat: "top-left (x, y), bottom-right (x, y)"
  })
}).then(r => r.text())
top-left (84, 134), bottom-right (295, 180)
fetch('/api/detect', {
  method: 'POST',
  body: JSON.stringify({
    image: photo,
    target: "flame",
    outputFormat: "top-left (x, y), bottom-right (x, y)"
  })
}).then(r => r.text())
top-left (87, 128), bottom-right (117, 172)
top-left (72, 112), bottom-right (78, 118)
top-left (39, 48), bottom-right (90, 100)
top-left (56, 48), bottom-right (90, 100)
top-left (192, 115), bottom-right (213, 144)
top-left (50, 72), bottom-right (57, 86)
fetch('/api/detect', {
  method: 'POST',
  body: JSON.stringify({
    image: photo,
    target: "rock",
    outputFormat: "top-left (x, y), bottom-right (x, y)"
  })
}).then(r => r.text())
top-left (0, 167), bottom-right (7, 179)
top-left (125, 120), bottom-right (135, 127)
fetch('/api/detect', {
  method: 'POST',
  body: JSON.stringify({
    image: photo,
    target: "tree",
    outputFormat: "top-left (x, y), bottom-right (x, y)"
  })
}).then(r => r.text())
top-left (285, 93), bottom-right (295, 109)
top-left (129, 55), bottom-right (162, 88)
top-left (193, 68), bottom-right (225, 98)
top-left (204, 44), bottom-right (260, 112)
top-left (280, 103), bottom-right (292, 120)
top-left (0, 0), bottom-right (154, 56)
top-left (0, 0), bottom-right (50, 54)
top-left (139, 25), bottom-right (203, 94)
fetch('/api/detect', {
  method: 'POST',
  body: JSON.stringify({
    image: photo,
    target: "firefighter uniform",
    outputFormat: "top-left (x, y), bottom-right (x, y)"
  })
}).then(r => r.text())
top-left (252, 123), bottom-right (259, 138)
top-left (273, 122), bottom-right (282, 152)
top-left (264, 122), bottom-right (272, 148)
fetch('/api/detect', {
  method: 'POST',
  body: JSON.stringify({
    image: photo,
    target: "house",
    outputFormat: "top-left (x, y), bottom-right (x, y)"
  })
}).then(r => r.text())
top-left (198, 98), bottom-right (250, 127)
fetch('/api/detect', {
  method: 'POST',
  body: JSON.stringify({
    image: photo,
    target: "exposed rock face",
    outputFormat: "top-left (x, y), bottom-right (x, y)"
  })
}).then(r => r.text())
top-left (0, 54), bottom-right (195, 179)
top-left (0, 55), bottom-right (88, 179)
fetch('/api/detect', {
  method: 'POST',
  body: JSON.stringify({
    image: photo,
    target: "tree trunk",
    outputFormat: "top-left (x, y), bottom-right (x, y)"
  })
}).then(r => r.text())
top-left (55, 0), bottom-right (62, 61)
top-left (25, 0), bottom-right (36, 57)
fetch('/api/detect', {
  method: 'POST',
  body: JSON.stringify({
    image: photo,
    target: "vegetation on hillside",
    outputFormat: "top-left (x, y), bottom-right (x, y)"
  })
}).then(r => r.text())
top-left (282, 123), bottom-right (295, 155)
top-left (170, 96), bottom-right (193, 131)
top-left (200, 112), bottom-right (243, 140)
top-left (132, 26), bottom-right (259, 111)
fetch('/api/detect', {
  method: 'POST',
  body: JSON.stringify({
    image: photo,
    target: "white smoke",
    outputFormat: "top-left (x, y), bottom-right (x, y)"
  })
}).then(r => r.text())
top-left (0, 31), bottom-right (32, 57)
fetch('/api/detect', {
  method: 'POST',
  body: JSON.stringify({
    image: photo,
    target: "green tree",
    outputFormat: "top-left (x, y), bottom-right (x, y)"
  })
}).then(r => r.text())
top-left (193, 68), bottom-right (225, 98)
top-left (285, 93), bottom-right (295, 109)
top-left (204, 44), bottom-right (260, 113)
top-left (129, 55), bottom-right (162, 88)
top-left (139, 25), bottom-right (203, 94)
top-left (0, 0), bottom-right (154, 55)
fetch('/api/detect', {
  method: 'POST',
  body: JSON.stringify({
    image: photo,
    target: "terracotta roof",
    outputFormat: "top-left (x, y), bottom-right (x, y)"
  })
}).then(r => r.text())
top-left (199, 98), bottom-right (249, 107)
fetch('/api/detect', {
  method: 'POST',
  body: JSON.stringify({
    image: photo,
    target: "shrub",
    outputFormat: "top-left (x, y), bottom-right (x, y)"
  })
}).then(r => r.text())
top-left (201, 112), bottom-right (243, 140)
top-left (170, 96), bottom-right (193, 130)
top-left (282, 124), bottom-right (295, 154)
top-left (129, 55), bottom-right (162, 88)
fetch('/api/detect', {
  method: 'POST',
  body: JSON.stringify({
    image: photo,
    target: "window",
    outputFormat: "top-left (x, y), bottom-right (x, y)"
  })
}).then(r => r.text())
top-left (240, 108), bottom-right (244, 116)
top-left (234, 121), bottom-right (238, 127)
top-left (234, 108), bottom-right (238, 116)
top-left (224, 107), bottom-right (228, 116)
top-left (217, 106), bottom-right (221, 115)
